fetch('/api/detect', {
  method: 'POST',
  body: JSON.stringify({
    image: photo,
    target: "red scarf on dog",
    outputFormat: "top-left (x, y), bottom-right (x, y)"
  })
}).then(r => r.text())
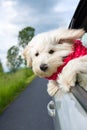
top-left (45, 40), bottom-right (87, 80)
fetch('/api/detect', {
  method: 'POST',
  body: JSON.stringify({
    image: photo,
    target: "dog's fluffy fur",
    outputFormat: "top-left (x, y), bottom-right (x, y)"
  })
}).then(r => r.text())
top-left (23, 28), bottom-right (87, 96)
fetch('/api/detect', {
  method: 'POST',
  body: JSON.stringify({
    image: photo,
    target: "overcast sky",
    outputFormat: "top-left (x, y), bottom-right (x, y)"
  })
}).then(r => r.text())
top-left (0, 0), bottom-right (79, 71)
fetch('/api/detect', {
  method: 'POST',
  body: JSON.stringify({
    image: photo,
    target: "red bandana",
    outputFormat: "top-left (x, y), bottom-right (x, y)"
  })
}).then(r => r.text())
top-left (45, 40), bottom-right (87, 80)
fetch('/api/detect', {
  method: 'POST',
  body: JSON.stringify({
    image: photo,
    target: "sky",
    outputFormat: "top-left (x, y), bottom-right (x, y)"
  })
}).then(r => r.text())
top-left (0, 0), bottom-right (79, 71)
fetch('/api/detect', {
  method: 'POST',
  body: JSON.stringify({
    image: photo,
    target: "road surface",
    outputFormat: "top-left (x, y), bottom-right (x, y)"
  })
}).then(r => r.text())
top-left (0, 77), bottom-right (54, 130)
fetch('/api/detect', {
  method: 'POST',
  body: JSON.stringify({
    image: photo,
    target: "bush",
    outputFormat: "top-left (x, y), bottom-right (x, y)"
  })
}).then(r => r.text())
top-left (0, 68), bottom-right (35, 113)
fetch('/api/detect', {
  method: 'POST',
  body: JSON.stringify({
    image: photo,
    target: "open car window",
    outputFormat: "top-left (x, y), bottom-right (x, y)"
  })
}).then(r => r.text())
top-left (69, 0), bottom-right (87, 111)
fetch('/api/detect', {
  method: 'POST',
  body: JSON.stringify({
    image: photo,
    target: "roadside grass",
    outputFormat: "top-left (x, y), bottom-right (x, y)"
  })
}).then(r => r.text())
top-left (0, 68), bottom-right (36, 114)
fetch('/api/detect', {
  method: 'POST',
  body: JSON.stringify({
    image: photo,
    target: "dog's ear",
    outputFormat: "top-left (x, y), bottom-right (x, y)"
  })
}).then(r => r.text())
top-left (58, 29), bottom-right (85, 44)
top-left (23, 45), bottom-right (32, 67)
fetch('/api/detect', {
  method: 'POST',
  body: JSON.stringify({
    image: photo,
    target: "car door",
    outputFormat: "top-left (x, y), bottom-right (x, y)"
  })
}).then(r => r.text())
top-left (47, 1), bottom-right (87, 130)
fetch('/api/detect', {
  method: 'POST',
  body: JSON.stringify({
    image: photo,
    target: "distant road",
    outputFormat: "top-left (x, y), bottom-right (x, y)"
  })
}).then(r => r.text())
top-left (0, 77), bottom-right (54, 130)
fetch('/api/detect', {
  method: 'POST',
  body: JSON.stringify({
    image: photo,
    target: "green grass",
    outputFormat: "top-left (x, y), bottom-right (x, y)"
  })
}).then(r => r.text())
top-left (0, 68), bottom-right (36, 114)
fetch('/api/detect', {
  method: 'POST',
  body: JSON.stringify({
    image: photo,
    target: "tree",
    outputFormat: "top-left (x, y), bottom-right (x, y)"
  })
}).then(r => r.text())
top-left (0, 60), bottom-right (3, 74)
top-left (18, 26), bottom-right (35, 48)
top-left (7, 46), bottom-right (23, 72)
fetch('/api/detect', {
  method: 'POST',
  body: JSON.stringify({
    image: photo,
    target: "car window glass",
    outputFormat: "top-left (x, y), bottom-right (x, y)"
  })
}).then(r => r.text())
top-left (81, 33), bottom-right (87, 46)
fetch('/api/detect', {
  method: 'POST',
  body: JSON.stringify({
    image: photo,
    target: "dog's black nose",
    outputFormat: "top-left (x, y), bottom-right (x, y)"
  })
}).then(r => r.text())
top-left (40, 64), bottom-right (48, 71)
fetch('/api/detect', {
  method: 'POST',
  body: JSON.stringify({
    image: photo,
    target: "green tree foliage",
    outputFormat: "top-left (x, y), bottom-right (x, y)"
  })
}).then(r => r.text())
top-left (18, 26), bottom-right (35, 48)
top-left (0, 60), bottom-right (3, 74)
top-left (7, 46), bottom-right (23, 72)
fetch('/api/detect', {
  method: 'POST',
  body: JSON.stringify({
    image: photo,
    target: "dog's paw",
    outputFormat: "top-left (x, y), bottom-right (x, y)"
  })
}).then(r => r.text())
top-left (59, 80), bottom-right (75, 92)
top-left (47, 85), bottom-right (59, 96)
top-left (59, 84), bottom-right (71, 92)
top-left (58, 72), bottom-right (76, 93)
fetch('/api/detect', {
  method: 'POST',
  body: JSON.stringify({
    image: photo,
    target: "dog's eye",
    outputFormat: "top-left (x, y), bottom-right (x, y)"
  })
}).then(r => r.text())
top-left (35, 52), bottom-right (39, 56)
top-left (49, 50), bottom-right (54, 54)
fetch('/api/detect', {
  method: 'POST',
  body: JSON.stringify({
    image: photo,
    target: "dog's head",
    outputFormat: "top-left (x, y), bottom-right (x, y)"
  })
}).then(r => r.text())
top-left (23, 28), bottom-right (85, 78)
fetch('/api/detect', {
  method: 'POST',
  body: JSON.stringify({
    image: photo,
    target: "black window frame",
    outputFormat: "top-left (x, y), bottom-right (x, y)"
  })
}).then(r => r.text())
top-left (69, 0), bottom-right (87, 31)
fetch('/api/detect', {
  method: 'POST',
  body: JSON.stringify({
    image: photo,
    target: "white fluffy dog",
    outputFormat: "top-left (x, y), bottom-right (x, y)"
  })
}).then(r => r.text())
top-left (23, 28), bottom-right (87, 96)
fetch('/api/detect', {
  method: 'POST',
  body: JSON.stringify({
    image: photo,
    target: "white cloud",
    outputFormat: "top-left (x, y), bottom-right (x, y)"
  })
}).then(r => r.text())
top-left (52, 0), bottom-right (79, 28)
top-left (0, 0), bottom-right (18, 70)
top-left (0, 0), bottom-right (18, 49)
top-left (53, 0), bottom-right (79, 13)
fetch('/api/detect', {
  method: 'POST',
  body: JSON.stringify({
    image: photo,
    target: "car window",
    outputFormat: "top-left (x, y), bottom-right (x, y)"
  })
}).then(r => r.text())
top-left (69, 0), bottom-right (87, 111)
top-left (81, 33), bottom-right (87, 46)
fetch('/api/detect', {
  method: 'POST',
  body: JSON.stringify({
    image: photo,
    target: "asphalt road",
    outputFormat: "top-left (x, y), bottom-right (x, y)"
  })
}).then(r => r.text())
top-left (0, 77), bottom-right (54, 130)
